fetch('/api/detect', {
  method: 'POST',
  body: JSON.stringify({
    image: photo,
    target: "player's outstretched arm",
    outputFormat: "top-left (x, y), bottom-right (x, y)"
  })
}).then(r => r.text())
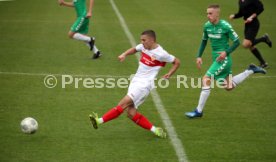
top-left (58, 0), bottom-right (74, 7)
top-left (118, 47), bottom-right (137, 62)
top-left (163, 58), bottom-right (180, 79)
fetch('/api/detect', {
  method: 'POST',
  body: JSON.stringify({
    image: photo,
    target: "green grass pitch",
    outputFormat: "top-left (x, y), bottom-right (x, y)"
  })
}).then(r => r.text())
top-left (0, 0), bottom-right (276, 161)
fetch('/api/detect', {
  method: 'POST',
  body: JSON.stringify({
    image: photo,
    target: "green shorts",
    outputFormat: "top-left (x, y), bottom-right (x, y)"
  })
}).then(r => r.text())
top-left (70, 16), bottom-right (89, 34)
top-left (206, 56), bottom-right (232, 81)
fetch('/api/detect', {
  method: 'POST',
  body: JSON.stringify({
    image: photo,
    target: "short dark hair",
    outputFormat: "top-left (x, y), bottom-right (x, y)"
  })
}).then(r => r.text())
top-left (141, 30), bottom-right (156, 41)
top-left (208, 4), bottom-right (220, 9)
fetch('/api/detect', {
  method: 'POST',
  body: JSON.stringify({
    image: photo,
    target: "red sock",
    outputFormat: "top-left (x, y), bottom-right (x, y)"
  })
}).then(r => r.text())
top-left (102, 105), bottom-right (124, 123)
top-left (132, 112), bottom-right (153, 130)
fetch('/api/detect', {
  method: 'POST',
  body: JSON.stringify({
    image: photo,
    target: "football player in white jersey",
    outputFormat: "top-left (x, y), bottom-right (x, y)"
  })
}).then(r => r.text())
top-left (89, 30), bottom-right (180, 138)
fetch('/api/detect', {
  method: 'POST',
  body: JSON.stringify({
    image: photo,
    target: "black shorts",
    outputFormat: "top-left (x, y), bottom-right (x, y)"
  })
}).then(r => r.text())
top-left (244, 19), bottom-right (260, 42)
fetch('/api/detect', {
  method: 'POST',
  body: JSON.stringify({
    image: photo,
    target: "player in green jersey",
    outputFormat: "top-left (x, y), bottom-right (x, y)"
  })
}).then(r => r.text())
top-left (185, 4), bottom-right (266, 118)
top-left (58, 0), bottom-right (101, 59)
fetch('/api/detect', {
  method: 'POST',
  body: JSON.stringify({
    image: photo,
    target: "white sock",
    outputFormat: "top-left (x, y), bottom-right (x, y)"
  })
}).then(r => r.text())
top-left (196, 87), bottom-right (211, 113)
top-left (73, 33), bottom-right (91, 42)
top-left (98, 117), bottom-right (104, 124)
top-left (232, 70), bottom-right (253, 87)
top-left (93, 45), bottom-right (99, 53)
top-left (150, 126), bottom-right (156, 133)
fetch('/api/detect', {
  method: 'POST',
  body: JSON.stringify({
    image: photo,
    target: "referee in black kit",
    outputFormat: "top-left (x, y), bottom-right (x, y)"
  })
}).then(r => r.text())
top-left (230, 0), bottom-right (272, 68)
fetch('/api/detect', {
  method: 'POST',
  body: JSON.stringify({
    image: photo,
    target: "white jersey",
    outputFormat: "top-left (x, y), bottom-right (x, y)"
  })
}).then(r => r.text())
top-left (127, 44), bottom-right (175, 108)
top-left (133, 44), bottom-right (175, 82)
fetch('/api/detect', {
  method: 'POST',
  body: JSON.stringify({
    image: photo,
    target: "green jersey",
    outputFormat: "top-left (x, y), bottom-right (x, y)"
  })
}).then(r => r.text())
top-left (73, 0), bottom-right (87, 17)
top-left (202, 20), bottom-right (239, 61)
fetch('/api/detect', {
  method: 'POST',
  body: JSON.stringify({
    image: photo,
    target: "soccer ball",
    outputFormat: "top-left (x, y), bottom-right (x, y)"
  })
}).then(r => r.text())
top-left (20, 117), bottom-right (38, 134)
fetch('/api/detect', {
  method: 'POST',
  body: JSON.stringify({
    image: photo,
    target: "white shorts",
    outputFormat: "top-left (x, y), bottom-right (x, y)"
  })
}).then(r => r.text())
top-left (127, 79), bottom-right (152, 109)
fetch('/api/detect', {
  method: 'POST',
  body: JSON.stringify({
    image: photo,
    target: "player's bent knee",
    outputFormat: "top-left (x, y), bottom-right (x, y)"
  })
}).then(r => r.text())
top-left (127, 108), bottom-right (137, 119)
top-left (242, 40), bottom-right (252, 48)
top-left (202, 76), bottom-right (211, 87)
top-left (68, 32), bottom-right (75, 39)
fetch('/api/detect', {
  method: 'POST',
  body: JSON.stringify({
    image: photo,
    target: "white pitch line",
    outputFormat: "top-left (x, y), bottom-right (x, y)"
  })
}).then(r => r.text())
top-left (109, 0), bottom-right (189, 162)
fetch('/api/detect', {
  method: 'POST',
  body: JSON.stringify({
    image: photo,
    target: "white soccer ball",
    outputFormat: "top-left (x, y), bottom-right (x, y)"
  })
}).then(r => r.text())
top-left (20, 117), bottom-right (38, 134)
